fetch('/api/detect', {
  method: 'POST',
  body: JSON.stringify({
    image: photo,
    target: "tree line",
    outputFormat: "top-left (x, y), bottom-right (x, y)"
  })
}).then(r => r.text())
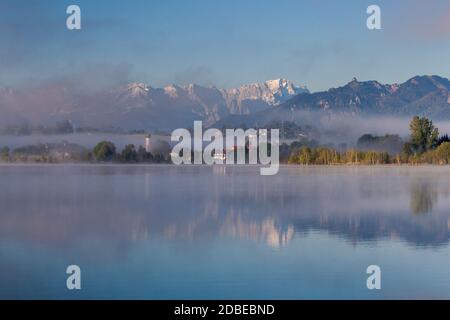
top-left (287, 116), bottom-right (450, 165)
top-left (2, 116), bottom-right (450, 165)
top-left (0, 141), bottom-right (169, 163)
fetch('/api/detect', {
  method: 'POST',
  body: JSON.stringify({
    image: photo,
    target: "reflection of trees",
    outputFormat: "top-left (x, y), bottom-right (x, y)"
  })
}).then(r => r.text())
top-left (2, 166), bottom-right (450, 251)
top-left (289, 214), bottom-right (449, 248)
top-left (410, 180), bottom-right (437, 215)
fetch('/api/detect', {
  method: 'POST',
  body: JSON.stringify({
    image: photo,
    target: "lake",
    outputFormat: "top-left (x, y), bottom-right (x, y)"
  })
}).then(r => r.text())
top-left (0, 165), bottom-right (449, 299)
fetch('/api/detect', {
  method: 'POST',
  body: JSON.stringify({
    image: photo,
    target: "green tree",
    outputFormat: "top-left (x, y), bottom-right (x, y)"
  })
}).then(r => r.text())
top-left (400, 142), bottom-right (413, 163)
top-left (409, 116), bottom-right (439, 154)
top-left (0, 146), bottom-right (10, 162)
top-left (121, 144), bottom-right (138, 162)
top-left (93, 141), bottom-right (116, 161)
top-left (137, 145), bottom-right (152, 162)
top-left (437, 134), bottom-right (450, 146)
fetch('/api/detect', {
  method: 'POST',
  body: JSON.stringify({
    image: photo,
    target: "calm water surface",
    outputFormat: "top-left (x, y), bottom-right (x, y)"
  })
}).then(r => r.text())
top-left (1, 165), bottom-right (450, 299)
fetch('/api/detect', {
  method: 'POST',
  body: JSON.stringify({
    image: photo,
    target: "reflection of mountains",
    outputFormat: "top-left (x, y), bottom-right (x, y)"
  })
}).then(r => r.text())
top-left (1, 167), bottom-right (450, 249)
top-left (160, 201), bottom-right (450, 248)
top-left (1, 202), bottom-right (448, 251)
top-left (2, 195), bottom-right (448, 249)
top-left (164, 209), bottom-right (295, 248)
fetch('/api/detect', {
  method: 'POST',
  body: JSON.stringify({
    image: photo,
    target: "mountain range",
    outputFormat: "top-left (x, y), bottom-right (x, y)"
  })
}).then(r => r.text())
top-left (1, 75), bottom-right (450, 132)
top-left (215, 75), bottom-right (450, 128)
top-left (0, 79), bottom-right (307, 132)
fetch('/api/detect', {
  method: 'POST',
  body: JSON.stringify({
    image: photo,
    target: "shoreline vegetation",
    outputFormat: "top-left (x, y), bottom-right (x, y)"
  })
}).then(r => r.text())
top-left (287, 116), bottom-right (450, 165)
top-left (0, 141), bottom-right (170, 164)
top-left (1, 116), bottom-right (450, 165)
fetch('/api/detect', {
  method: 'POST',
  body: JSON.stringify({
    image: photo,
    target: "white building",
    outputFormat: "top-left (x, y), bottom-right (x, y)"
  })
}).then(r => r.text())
top-left (145, 135), bottom-right (151, 153)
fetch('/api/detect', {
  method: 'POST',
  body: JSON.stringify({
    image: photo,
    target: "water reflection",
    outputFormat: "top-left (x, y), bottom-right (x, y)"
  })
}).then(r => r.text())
top-left (0, 165), bottom-right (449, 251)
top-left (410, 180), bottom-right (438, 215)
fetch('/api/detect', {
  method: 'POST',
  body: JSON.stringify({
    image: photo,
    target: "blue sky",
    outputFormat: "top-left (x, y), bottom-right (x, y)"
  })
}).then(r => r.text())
top-left (1, 0), bottom-right (450, 91)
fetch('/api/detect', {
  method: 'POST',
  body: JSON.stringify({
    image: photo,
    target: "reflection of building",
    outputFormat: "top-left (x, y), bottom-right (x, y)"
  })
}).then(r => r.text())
top-left (213, 151), bottom-right (226, 161)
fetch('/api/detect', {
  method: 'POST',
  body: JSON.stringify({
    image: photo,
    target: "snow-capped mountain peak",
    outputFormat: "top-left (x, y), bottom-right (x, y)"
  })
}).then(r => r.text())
top-left (264, 78), bottom-right (307, 96)
top-left (122, 82), bottom-right (150, 98)
top-left (164, 84), bottom-right (181, 98)
top-left (225, 78), bottom-right (309, 107)
top-left (116, 78), bottom-right (308, 117)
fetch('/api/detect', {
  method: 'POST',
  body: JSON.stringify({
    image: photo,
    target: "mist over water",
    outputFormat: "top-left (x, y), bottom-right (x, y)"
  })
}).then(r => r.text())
top-left (2, 115), bottom-right (450, 152)
top-left (0, 133), bottom-right (169, 150)
top-left (282, 111), bottom-right (450, 147)
top-left (1, 165), bottom-right (450, 299)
